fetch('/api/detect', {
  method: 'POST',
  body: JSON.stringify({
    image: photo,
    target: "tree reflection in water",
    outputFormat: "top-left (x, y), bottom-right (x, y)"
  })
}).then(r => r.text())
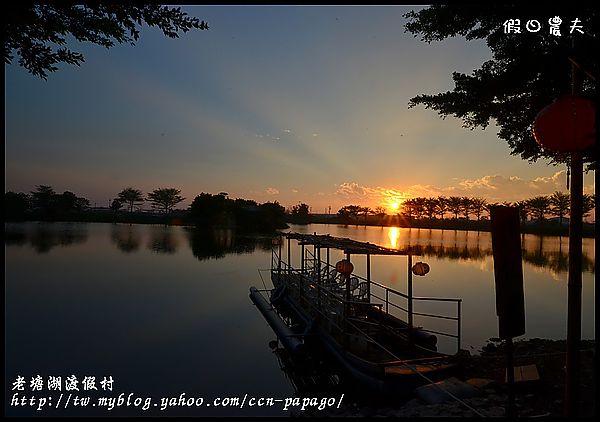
top-left (110, 224), bottom-right (142, 253)
top-left (184, 227), bottom-right (273, 261)
top-left (5, 222), bottom-right (88, 253)
top-left (148, 225), bottom-right (179, 254)
top-left (394, 230), bottom-right (593, 274)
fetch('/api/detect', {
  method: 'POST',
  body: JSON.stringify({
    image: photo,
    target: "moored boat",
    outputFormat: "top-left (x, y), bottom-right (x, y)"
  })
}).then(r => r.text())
top-left (250, 232), bottom-right (463, 394)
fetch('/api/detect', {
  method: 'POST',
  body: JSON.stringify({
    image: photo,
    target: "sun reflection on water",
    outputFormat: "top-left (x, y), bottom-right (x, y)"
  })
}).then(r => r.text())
top-left (388, 226), bottom-right (400, 249)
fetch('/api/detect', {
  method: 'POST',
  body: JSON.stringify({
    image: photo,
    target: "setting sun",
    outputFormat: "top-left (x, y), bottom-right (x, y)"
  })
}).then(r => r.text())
top-left (388, 201), bottom-right (400, 213)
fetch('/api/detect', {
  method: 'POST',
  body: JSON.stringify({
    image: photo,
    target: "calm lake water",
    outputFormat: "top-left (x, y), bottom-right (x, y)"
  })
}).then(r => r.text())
top-left (5, 222), bottom-right (595, 416)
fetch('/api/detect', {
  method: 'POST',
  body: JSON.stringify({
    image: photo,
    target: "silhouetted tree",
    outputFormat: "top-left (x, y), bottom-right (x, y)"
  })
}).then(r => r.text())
top-left (435, 196), bottom-right (447, 220)
top-left (189, 192), bottom-right (230, 225)
top-left (258, 201), bottom-right (286, 230)
top-left (147, 188), bottom-right (185, 215)
top-left (30, 185), bottom-right (56, 214)
top-left (446, 196), bottom-right (462, 219)
top-left (338, 205), bottom-right (363, 223)
top-left (5, 191), bottom-right (30, 220)
top-left (527, 196), bottom-right (552, 222)
top-left (22, 186), bottom-right (89, 220)
top-left (374, 206), bottom-right (387, 217)
top-left (471, 197), bottom-right (488, 221)
top-left (424, 197), bottom-right (438, 220)
top-left (290, 202), bottom-right (311, 224)
top-left (110, 198), bottom-right (123, 212)
top-left (402, 199), bottom-right (415, 220)
top-left (55, 191), bottom-right (89, 214)
top-left (515, 200), bottom-right (530, 223)
top-left (460, 197), bottom-right (472, 220)
top-left (404, 5), bottom-right (597, 169)
top-left (361, 206), bottom-right (372, 224)
top-left (549, 191), bottom-right (570, 225)
top-left (582, 194), bottom-right (595, 219)
top-left (4, 5), bottom-right (208, 79)
top-left (412, 197), bottom-right (426, 220)
top-left (118, 187), bottom-right (144, 213)
top-left (75, 196), bottom-right (90, 210)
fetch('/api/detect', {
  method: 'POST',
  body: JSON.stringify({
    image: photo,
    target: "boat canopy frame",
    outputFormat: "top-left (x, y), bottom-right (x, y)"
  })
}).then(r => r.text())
top-left (272, 232), bottom-right (462, 354)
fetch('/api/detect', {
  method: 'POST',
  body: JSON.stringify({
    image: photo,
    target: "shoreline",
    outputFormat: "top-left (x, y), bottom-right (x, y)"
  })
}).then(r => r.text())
top-left (5, 217), bottom-right (595, 238)
top-left (293, 219), bottom-right (596, 238)
top-left (292, 338), bottom-right (596, 418)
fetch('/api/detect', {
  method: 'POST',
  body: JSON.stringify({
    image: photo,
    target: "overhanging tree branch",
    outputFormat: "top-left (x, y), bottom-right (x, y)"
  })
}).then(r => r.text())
top-left (403, 5), bottom-right (597, 169)
top-left (4, 4), bottom-right (209, 79)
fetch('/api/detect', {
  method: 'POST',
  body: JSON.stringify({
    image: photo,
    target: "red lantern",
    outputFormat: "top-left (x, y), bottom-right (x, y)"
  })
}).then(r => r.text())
top-left (336, 259), bottom-right (354, 276)
top-left (532, 95), bottom-right (596, 153)
top-left (412, 262), bottom-right (430, 276)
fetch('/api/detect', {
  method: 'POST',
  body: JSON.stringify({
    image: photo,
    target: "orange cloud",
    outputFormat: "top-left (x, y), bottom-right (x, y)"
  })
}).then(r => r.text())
top-left (333, 171), bottom-right (595, 207)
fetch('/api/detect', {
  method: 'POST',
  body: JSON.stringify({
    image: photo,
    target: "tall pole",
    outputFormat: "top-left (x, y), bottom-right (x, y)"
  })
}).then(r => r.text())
top-left (277, 234), bottom-right (282, 281)
top-left (565, 151), bottom-right (583, 417)
top-left (345, 253), bottom-right (352, 306)
top-left (506, 337), bottom-right (517, 418)
top-left (565, 39), bottom-right (583, 418)
top-left (317, 246), bottom-right (321, 283)
top-left (344, 253), bottom-right (352, 348)
top-left (366, 254), bottom-right (371, 302)
top-left (408, 254), bottom-right (413, 340)
top-left (287, 237), bottom-right (291, 276)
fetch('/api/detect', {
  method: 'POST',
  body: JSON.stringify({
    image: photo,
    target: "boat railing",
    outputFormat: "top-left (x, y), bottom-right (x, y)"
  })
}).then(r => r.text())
top-left (271, 247), bottom-right (462, 353)
top-left (272, 264), bottom-right (385, 348)
top-left (369, 278), bottom-right (462, 350)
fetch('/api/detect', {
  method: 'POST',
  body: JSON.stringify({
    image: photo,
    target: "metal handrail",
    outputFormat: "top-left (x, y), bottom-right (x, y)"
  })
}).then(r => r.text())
top-left (270, 247), bottom-right (463, 352)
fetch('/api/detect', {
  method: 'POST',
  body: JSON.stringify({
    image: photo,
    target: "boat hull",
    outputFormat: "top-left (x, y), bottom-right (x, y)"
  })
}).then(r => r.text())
top-left (264, 272), bottom-right (457, 394)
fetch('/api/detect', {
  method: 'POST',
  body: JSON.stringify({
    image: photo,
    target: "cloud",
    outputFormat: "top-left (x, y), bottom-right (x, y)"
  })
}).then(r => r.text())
top-left (455, 171), bottom-right (573, 201)
top-left (529, 171), bottom-right (566, 190)
top-left (283, 129), bottom-right (291, 133)
top-left (292, 189), bottom-right (299, 193)
top-left (312, 133), bottom-right (319, 137)
top-left (335, 182), bottom-right (376, 197)
top-left (335, 182), bottom-right (410, 208)
top-left (333, 170), bottom-right (593, 208)
top-left (266, 187), bottom-right (279, 195)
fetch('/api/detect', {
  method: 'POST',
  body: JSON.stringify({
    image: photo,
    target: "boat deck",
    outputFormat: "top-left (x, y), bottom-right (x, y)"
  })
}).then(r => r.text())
top-left (261, 232), bottom-right (462, 390)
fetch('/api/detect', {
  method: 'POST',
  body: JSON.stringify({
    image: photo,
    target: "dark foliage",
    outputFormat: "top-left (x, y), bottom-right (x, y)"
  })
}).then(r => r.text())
top-left (404, 5), bottom-right (597, 168)
top-left (4, 4), bottom-right (208, 79)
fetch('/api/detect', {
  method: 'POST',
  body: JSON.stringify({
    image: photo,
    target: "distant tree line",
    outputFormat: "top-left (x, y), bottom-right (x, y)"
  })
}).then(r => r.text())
top-left (111, 187), bottom-right (185, 215)
top-left (5, 185), bottom-right (187, 221)
top-left (5, 185), bottom-right (288, 232)
top-left (187, 192), bottom-right (287, 232)
top-left (5, 185), bottom-right (90, 221)
top-left (334, 193), bottom-right (595, 225)
top-left (5, 186), bottom-right (594, 234)
top-left (287, 203), bottom-right (311, 224)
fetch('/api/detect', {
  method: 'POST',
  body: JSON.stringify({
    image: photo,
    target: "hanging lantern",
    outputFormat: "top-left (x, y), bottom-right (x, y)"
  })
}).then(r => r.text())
top-left (412, 262), bottom-right (430, 276)
top-left (532, 95), bottom-right (596, 153)
top-left (336, 259), bottom-right (354, 276)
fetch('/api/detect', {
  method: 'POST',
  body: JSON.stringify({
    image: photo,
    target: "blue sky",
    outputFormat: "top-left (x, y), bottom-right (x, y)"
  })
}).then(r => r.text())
top-left (5, 5), bottom-right (595, 215)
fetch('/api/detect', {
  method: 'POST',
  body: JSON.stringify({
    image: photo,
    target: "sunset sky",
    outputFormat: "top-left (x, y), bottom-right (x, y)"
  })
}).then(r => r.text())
top-left (5, 6), bottom-right (595, 217)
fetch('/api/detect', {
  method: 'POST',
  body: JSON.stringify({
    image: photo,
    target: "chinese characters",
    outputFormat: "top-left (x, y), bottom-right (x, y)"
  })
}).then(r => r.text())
top-left (503, 17), bottom-right (585, 35)
top-left (12, 375), bottom-right (114, 392)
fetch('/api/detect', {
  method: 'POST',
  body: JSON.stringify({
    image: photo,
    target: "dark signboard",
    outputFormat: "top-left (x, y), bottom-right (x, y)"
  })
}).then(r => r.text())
top-left (490, 206), bottom-right (525, 339)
